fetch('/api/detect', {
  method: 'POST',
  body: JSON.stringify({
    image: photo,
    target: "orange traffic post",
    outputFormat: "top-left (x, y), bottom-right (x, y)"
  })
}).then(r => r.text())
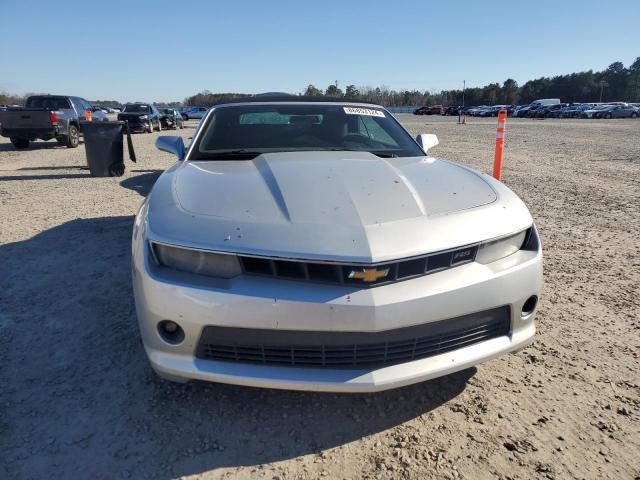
top-left (493, 109), bottom-right (507, 180)
top-left (85, 109), bottom-right (92, 121)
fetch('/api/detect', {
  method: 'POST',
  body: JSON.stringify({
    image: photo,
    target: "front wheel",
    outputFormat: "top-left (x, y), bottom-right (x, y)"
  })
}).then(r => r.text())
top-left (604, 113), bottom-right (612, 119)
top-left (631, 112), bottom-right (638, 118)
top-left (65, 125), bottom-right (79, 148)
top-left (11, 137), bottom-right (29, 149)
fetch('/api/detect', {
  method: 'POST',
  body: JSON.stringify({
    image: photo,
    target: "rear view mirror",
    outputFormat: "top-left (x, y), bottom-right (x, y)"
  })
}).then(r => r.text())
top-left (416, 133), bottom-right (439, 154)
top-left (156, 136), bottom-right (185, 161)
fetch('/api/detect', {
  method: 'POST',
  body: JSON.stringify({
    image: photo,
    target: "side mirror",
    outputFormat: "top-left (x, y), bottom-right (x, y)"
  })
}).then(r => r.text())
top-left (415, 133), bottom-right (439, 154)
top-left (156, 136), bottom-right (185, 161)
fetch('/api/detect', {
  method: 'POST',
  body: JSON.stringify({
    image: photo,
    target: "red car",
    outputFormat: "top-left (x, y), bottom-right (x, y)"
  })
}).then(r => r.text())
top-left (413, 105), bottom-right (444, 115)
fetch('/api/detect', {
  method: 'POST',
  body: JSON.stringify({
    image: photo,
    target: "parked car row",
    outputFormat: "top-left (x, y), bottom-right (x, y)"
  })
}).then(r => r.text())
top-left (0, 95), bottom-right (193, 149)
top-left (413, 105), bottom-right (444, 115)
top-left (426, 99), bottom-right (639, 119)
top-left (0, 95), bottom-right (108, 149)
top-left (511, 101), bottom-right (639, 119)
top-left (116, 103), bottom-right (186, 133)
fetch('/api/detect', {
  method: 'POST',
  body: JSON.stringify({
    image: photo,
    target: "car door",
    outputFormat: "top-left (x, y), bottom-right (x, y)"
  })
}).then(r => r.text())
top-left (621, 107), bottom-right (634, 118)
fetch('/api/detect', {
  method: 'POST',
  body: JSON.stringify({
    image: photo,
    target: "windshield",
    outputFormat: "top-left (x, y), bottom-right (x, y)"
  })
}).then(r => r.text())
top-left (123, 104), bottom-right (150, 113)
top-left (190, 104), bottom-right (425, 160)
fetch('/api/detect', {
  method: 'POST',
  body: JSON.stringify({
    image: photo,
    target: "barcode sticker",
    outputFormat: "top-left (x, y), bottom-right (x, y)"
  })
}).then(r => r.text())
top-left (343, 107), bottom-right (385, 117)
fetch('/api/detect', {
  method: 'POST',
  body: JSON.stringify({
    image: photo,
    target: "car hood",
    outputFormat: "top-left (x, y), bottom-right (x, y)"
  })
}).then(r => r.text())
top-left (146, 151), bottom-right (533, 263)
top-left (175, 152), bottom-right (496, 223)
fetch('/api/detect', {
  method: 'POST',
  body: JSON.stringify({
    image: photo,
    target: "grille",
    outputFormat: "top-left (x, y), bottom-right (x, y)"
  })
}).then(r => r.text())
top-left (122, 116), bottom-right (144, 126)
top-left (196, 306), bottom-right (510, 368)
top-left (239, 244), bottom-right (477, 287)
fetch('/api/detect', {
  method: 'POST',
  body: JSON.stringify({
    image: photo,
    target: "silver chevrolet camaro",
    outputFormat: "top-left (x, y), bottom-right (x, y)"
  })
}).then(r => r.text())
top-left (132, 98), bottom-right (542, 392)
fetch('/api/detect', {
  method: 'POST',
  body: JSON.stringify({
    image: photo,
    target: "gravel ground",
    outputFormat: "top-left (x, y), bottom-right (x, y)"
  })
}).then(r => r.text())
top-left (1, 115), bottom-right (639, 480)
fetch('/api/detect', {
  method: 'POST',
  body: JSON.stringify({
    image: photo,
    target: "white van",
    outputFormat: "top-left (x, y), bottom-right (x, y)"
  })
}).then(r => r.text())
top-left (530, 98), bottom-right (561, 107)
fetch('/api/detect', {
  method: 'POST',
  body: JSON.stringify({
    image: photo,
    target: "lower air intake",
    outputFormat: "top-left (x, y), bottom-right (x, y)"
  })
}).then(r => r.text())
top-left (196, 306), bottom-right (510, 368)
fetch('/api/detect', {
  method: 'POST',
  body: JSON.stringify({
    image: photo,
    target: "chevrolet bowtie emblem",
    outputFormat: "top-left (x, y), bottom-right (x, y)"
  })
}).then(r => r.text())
top-left (348, 267), bottom-right (390, 282)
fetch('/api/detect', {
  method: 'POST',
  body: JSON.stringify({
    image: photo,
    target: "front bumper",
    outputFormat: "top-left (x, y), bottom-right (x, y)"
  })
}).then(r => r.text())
top-left (133, 228), bottom-right (542, 392)
top-left (119, 118), bottom-right (150, 132)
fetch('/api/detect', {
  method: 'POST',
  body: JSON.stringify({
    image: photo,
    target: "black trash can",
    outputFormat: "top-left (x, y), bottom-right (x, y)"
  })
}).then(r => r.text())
top-left (81, 121), bottom-right (125, 177)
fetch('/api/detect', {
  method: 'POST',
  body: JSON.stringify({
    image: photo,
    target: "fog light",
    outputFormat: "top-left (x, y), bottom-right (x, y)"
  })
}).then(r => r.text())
top-left (163, 321), bottom-right (178, 333)
top-left (522, 296), bottom-right (538, 317)
top-left (158, 320), bottom-right (185, 344)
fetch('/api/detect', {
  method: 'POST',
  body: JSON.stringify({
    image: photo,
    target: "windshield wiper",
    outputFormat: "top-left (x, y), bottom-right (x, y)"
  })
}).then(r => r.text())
top-left (329, 148), bottom-right (399, 158)
top-left (369, 151), bottom-right (399, 158)
top-left (198, 149), bottom-right (265, 159)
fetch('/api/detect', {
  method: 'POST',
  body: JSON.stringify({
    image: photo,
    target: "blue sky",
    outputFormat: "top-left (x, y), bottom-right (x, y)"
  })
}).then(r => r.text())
top-left (1, 0), bottom-right (638, 102)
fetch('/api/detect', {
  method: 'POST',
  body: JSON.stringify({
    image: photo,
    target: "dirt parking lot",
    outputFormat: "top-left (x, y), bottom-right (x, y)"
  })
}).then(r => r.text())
top-left (1, 115), bottom-right (638, 480)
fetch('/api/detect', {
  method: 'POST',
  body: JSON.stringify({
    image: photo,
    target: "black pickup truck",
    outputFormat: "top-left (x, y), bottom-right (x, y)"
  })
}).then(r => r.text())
top-left (0, 95), bottom-right (107, 149)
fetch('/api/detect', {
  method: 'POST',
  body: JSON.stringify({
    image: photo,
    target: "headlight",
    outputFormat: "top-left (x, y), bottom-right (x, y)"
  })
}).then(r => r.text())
top-left (476, 230), bottom-right (528, 265)
top-left (152, 243), bottom-right (242, 279)
top-left (140, 115), bottom-right (149, 120)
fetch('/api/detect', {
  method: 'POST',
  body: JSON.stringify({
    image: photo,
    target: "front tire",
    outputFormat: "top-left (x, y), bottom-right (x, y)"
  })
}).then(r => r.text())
top-left (65, 125), bottom-right (79, 148)
top-left (631, 112), bottom-right (638, 118)
top-left (604, 113), bottom-right (612, 119)
top-left (11, 137), bottom-right (29, 149)
top-left (157, 119), bottom-right (162, 132)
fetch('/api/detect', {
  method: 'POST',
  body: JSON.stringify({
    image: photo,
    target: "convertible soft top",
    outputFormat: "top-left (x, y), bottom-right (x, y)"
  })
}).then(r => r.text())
top-left (213, 95), bottom-right (381, 106)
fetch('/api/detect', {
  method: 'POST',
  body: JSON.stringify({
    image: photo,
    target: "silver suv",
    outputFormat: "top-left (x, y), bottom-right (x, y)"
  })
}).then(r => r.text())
top-left (181, 107), bottom-right (208, 120)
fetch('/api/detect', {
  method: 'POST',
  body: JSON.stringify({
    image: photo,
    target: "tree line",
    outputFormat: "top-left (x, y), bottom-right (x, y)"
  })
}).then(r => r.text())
top-left (442, 58), bottom-right (640, 106)
top-left (182, 57), bottom-right (640, 107)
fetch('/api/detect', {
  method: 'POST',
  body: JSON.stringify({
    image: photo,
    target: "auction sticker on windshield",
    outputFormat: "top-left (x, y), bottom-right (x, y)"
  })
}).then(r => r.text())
top-left (343, 107), bottom-right (385, 117)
